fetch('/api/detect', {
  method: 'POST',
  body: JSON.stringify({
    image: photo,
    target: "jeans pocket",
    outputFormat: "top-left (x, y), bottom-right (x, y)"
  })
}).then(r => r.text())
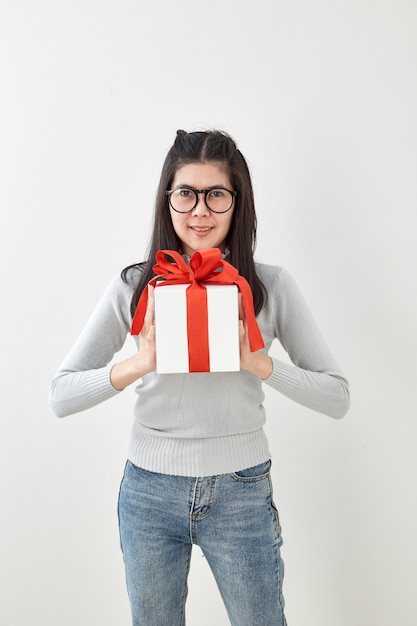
top-left (270, 498), bottom-right (282, 534)
top-left (231, 459), bottom-right (271, 483)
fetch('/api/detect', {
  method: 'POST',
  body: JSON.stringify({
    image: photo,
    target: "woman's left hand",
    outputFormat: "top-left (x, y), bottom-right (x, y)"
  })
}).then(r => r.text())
top-left (238, 295), bottom-right (273, 380)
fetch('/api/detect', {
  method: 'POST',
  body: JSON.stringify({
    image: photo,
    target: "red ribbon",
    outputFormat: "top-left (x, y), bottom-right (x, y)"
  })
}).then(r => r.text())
top-left (131, 248), bottom-right (264, 372)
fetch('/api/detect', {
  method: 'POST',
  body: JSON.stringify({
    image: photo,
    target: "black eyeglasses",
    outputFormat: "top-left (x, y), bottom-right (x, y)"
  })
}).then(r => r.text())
top-left (166, 186), bottom-right (237, 214)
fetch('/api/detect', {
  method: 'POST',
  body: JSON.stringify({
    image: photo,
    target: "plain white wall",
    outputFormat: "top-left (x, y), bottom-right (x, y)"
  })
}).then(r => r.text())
top-left (2, 1), bottom-right (416, 624)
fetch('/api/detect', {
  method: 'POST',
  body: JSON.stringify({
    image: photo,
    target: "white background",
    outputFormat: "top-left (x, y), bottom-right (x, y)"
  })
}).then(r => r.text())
top-left (1, 1), bottom-right (416, 624)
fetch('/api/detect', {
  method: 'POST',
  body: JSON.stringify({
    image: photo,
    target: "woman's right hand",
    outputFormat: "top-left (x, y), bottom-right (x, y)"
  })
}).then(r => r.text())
top-left (110, 285), bottom-right (156, 390)
top-left (136, 285), bottom-right (156, 374)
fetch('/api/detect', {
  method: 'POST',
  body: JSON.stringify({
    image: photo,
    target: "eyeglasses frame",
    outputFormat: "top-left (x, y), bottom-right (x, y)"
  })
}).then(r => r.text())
top-left (166, 186), bottom-right (237, 214)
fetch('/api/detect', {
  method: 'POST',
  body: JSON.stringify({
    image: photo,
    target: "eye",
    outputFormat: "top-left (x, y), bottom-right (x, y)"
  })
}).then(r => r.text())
top-left (208, 189), bottom-right (225, 199)
top-left (179, 188), bottom-right (194, 198)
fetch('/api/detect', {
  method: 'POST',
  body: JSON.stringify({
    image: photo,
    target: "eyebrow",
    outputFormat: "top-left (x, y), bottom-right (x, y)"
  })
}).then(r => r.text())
top-left (172, 184), bottom-right (230, 190)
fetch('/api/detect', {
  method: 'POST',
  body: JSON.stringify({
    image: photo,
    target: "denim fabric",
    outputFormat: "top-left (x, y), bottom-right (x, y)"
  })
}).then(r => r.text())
top-left (118, 459), bottom-right (287, 626)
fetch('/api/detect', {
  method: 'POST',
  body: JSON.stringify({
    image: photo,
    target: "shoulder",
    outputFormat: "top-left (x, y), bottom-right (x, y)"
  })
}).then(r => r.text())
top-left (254, 262), bottom-right (289, 288)
top-left (96, 266), bottom-right (143, 317)
top-left (255, 262), bottom-right (307, 308)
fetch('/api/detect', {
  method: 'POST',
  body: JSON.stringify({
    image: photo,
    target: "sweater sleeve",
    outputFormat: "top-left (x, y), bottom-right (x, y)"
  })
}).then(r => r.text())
top-left (261, 267), bottom-right (350, 419)
top-left (49, 274), bottom-right (134, 417)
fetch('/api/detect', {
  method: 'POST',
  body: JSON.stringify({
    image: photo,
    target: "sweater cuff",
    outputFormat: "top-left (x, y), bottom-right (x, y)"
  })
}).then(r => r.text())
top-left (84, 366), bottom-right (121, 403)
top-left (264, 358), bottom-right (299, 394)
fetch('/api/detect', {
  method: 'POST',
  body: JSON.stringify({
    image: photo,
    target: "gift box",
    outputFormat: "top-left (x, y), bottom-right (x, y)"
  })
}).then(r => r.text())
top-left (154, 283), bottom-right (239, 373)
top-left (130, 248), bottom-right (264, 374)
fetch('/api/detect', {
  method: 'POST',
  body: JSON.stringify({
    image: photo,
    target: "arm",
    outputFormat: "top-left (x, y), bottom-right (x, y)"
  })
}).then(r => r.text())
top-left (49, 274), bottom-right (155, 417)
top-left (241, 266), bottom-right (350, 419)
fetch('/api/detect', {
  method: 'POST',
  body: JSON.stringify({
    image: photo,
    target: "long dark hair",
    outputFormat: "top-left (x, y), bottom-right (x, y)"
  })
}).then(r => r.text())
top-left (122, 129), bottom-right (266, 317)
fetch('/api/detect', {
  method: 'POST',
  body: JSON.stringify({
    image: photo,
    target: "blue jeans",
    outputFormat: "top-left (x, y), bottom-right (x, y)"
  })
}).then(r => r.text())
top-left (118, 459), bottom-right (286, 626)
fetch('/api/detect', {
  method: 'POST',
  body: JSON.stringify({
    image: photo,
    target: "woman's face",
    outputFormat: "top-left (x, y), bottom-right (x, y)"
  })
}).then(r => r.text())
top-left (169, 162), bottom-right (235, 257)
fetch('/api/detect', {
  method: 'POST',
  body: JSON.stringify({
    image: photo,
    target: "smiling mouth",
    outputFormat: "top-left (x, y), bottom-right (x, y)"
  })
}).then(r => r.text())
top-left (190, 226), bottom-right (213, 232)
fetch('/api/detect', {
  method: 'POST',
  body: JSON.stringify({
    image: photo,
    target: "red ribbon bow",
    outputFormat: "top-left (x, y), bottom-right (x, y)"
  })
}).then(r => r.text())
top-left (131, 248), bottom-right (264, 372)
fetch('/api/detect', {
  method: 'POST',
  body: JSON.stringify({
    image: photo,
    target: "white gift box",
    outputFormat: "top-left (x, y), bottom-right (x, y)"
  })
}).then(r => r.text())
top-left (154, 283), bottom-right (240, 373)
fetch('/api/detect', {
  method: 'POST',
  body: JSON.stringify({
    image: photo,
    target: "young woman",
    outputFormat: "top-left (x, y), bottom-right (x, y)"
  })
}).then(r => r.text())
top-left (50, 129), bottom-right (350, 626)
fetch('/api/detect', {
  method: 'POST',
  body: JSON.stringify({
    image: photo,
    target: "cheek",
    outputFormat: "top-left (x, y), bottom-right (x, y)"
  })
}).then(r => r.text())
top-left (224, 212), bottom-right (234, 234)
top-left (169, 211), bottom-right (184, 232)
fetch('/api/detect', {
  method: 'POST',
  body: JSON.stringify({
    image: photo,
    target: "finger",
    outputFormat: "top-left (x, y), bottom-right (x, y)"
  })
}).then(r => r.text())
top-left (144, 285), bottom-right (155, 326)
top-left (239, 319), bottom-right (249, 345)
top-left (238, 292), bottom-right (245, 321)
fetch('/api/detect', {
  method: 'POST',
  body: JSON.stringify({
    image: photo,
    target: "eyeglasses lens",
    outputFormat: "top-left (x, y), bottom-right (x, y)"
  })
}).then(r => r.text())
top-left (170, 189), bottom-right (233, 213)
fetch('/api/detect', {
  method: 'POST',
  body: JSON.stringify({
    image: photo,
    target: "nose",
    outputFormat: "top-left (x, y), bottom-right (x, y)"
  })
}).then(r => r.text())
top-left (191, 192), bottom-right (210, 216)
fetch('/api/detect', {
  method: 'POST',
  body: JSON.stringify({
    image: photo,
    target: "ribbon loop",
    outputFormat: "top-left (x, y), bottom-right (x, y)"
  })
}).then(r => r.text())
top-left (131, 248), bottom-right (264, 361)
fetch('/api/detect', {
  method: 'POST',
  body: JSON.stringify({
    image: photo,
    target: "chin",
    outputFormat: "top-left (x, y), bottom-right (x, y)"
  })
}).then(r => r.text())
top-left (182, 238), bottom-right (226, 256)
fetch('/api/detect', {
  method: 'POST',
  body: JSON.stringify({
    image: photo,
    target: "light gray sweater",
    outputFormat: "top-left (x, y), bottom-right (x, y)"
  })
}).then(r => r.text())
top-left (49, 263), bottom-right (350, 476)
